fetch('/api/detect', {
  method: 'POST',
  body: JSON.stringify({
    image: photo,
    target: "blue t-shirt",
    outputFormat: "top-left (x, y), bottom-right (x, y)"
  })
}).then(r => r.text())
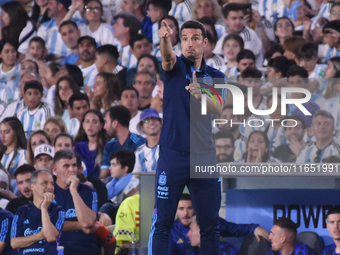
top-left (101, 133), bottom-right (146, 170)
top-left (268, 243), bottom-right (316, 255)
top-left (159, 54), bottom-right (226, 153)
top-left (322, 243), bottom-right (340, 255)
top-left (142, 16), bottom-right (153, 42)
top-left (10, 203), bottom-right (65, 255)
top-left (0, 208), bottom-right (17, 255)
top-left (61, 52), bottom-right (79, 65)
top-left (75, 141), bottom-right (104, 178)
top-left (54, 183), bottom-right (100, 255)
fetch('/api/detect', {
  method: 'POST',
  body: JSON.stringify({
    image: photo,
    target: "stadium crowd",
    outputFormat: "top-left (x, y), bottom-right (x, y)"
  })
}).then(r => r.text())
top-left (0, 0), bottom-right (339, 254)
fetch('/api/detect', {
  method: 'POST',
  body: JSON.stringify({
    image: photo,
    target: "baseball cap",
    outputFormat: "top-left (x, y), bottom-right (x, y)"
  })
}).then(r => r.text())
top-left (34, 144), bottom-right (55, 159)
top-left (291, 102), bottom-right (320, 127)
top-left (136, 108), bottom-right (162, 133)
top-left (56, 0), bottom-right (71, 10)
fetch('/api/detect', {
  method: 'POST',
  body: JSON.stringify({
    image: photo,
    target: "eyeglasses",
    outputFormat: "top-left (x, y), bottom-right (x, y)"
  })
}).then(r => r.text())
top-left (216, 145), bottom-right (233, 150)
top-left (314, 149), bottom-right (322, 163)
top-left (331, 11), bottom-right (340, 16)
top-left (142, 117), bottom-right (160, 124)
top-left (85, 6), bottom-right (101, 13)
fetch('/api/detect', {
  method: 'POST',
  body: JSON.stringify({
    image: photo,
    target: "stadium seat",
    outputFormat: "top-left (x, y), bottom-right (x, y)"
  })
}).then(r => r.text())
top-left (297, 231), bottom-right (324, 255)
top-left (238, 234), bottom-right (271, 255)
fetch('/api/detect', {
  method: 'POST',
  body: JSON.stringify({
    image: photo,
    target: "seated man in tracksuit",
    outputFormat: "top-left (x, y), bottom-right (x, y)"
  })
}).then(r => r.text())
top-left (168, 193), bottom-right (269, 255)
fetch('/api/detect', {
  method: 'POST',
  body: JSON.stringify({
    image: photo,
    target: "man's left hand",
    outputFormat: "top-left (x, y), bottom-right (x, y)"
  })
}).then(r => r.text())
top-left (254, 226), bottom-right (269, 242)
top-left (41, 193), bottom-right (55, 210)
top-left (185, 71), bottom-right (202, 100)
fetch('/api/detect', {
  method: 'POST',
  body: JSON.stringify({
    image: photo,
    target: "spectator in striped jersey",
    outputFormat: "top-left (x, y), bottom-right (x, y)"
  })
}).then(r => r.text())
top-left (169, 0), bottom-right (193, 24)
top-left (43, 116), bottom-right (67, 146)
top-left (274, 17), bottom-right (294, 46)
top-left (129, 34), bottom-right (153, 68)
top-left (204, 32), bottom-right (224, 69)
top-left (133, 108), bottom-right (161, 173)
top-left (67, 93), bottom-right (90, 138)
top-left (16, 80), bottom-right (54, 139)
top-left (0, 117), bottom-right (27, 185)
top-left (296, 110), bottom-right (340, 163)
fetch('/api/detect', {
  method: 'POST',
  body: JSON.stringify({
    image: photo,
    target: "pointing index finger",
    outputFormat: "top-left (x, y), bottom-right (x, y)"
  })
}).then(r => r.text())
top-left (193, 71), bottom-right (197, 84)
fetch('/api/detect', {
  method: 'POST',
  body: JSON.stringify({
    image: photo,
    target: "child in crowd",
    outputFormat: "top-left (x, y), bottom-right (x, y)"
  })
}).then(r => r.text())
top-left (219, 33), bottom-right (244, 77)
top-left (16, 80), bottom-right (54, 139)
top-left (27, 37), bottom-right (46, 61)
top-left (106, 150), bottom-right (139, 205)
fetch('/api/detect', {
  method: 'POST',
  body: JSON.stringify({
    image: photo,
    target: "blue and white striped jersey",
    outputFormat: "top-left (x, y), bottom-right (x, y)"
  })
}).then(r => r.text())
top-left (322, 97), bottom-right (340, 131)
top-left (0, 98), bottom-right (25, 123)
top-left (152, 22), bottom-right (160, 49)
top-left (206, 54), bottom-right (224, 69)
top-left (257, 0), bottom-right (285, 24)
top-left (152, 42), bottom-right (181, 61)
top-left (233, 134), bottom-right (247, 162)
top-left (309, 64), bottom-right (326, 79)
top-left (283, 0), bottom-right (301, 23)
top-left (16, 102), bottom-right (54, 139)
top-left (0, 64), bottom-right (20, 103)
top-left (79, 23), bottom-right (117, 46)
top-left (311, 2), bottom-right (331, 30)
top-left (169, 0), bottom-right (192, 23)
top-left (117, 44), bottom-right (136, 69)
top-left (296, 141), bottom-right (340, 163)
top-left (37, 19), bottom-right (72, 57)
top-left (79, 63), bottom-right (98, 89)
top-left (133, 143), bottom-right (159, 173)
top-left (266, 124), bottom-right (287, 156)
top-left (1, 149), bottom-right (26, 176)
top-left (67, 118), bottom-right (80, 138)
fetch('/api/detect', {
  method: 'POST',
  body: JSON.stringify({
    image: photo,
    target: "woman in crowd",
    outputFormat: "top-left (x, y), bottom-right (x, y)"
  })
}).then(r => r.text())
top-left (0, 1), bottom-right (37, 55)
top-left (0, 117), bottom-right (27, 178)
top-left (241, 131), bottom-right (281, 163)
top-left (27, 130), bottom-right (52, 165)
top-left (31, 0), bottom-right (50, 26)
top-left (274, 17), bottom-right (294, 45)
top-left (0, 39), bottom-right (20, 104)
top-left (192, 0), bottom-right (223, 25)
top-left (54, 76), bottom-right (80, 126)
top-left (324, 57), bottom-right (340, 99)
top-left (43, 116), bottom-right (67, 146)
top-left (87, 72), bottom-right (121, 113)
top-left (75, 109), bottom-right (106, 178)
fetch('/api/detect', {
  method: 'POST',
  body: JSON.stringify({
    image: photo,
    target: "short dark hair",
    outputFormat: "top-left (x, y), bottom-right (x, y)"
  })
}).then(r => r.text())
top-left (114, 13), bottom-right (142, 38)
top-left (30, 169), bottom-right (52, 184)
top-left (133, 70), bottom-right (157, 86)
top-left (222, 3), bottom-right (245, 18)
top-left (181, 20), bottom-right (207, 38)
top-left (265, 43), bottom-right (284, 60)
top-left (236, 49), bottom-right (255, 63)
top-left (286, 65), bottom-right (308, 79)
top-left (110, 150), bottom-right (136, 173)
top-left (54, 132), bottom-right (74, 147)
top-left (222, 33), bottom-right (244, 51)
top-left (96, 44), bottom-right (119, 63)
top-left (59, 20), bottom-right (79, 32)
top-left (77, 36), bottom-right (97, 48)
top-left (283, 115), bottom-right (306, 130)
top-left (240, 67), bottom-right (262, 79)
top-left (179, 193), bottom-right (191, 201)
top-left (297, 42), bottom-right (318, 60)
top-left (267, 56), bottom-right (295, 77)
top-left (24, 80), bottom-right (43, 93)
top-left (137, 54), bottom-right (159, 74)
top-left (105, 105), bottom-right (131, 128)
top-left (29, 36), bottom-right (45, 48)
top-left (119, 87), bottom-right (140, 100)
top-left (69, 93), bottom-right (90, 109)
top-left (54, 149), bottom-right (76, 163)
top-left (323, 20), bottom-right (340, 34)
top-left (206, 31), bottom-right (217, 45)
top-left (0, 38), bottom-right (18, 53)
top-left (199, 17), bottom-right (218, 42)
top-left (129, 34), bottom-right (150, 49)
top-left (273, 217), bottom-right (298, 235)
top-left (146, 0), bottom-right (172, 14)
top-left (14, 164), bottom-right (35, 179)
top-left (213, 130), bottom-right (235, 145)
top-left (327, 206), bottom-right (340, 218)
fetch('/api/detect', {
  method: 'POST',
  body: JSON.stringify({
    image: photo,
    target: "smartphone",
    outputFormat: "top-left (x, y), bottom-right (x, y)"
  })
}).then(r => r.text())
top-left (244, 3), bottom-right (252, 23)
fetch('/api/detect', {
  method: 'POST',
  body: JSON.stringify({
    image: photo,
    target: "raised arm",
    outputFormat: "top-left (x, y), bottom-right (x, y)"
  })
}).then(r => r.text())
top-left (41, 193), bottom-right (61, 242)
top-left (68, 176), bottom-right (97, 228)
top-left (158, 20), bottom-right (177, 71)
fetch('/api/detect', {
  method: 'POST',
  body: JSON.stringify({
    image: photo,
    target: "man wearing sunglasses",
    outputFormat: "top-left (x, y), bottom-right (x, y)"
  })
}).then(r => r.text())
top-left (296, 110), bottom-right (340, 163)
